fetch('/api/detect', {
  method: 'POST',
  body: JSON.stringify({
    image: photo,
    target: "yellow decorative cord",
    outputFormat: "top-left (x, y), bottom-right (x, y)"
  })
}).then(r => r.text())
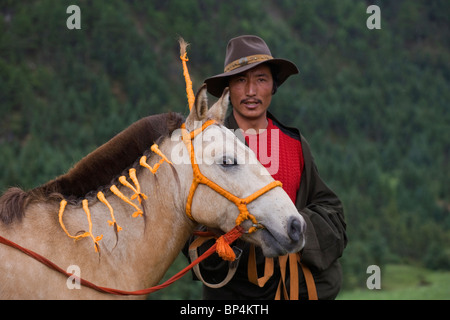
top-left (59, 142), bottom-right (173, 252)
top-left (58, 199), bottom-right (103, 252)
top-left (151, 144), bottom-right (172, 164)
top-left (110, 185), bottom-right (143, 218)
top-left (59, 199), bottom-right (90, 241)
top-left (179, 37), bottom-right (195, 111)
top-left (82, 199), bottom-right (103, 252)
top-left (119, 168), bottom-right (148, 205)
top-left (97, 191), bottom-right (122, 232)
top-left (140, 144), bottom-right (172, 174)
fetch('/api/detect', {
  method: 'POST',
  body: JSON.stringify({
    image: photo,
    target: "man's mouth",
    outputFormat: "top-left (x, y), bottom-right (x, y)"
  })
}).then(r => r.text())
top-left (241, 99), bottom-right (262, 109)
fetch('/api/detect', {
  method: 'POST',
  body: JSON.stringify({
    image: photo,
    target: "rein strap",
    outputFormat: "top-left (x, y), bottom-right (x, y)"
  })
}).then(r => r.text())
top-left (0, 226), bottom-right (244, 296)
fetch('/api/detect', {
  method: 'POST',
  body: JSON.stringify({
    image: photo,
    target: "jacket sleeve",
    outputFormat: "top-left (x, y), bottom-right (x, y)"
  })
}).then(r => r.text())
top-left (297, 136), bottom-right (347, 272)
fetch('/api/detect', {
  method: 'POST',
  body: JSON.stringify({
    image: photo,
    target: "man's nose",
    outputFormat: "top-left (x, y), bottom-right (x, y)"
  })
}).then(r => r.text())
top-left (245, 81), bottom-right (256, 96)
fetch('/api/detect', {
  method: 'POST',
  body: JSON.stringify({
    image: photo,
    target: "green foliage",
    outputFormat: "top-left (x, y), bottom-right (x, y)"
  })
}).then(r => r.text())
top-left (0, 0), bottom-right (448, 297)
top-left (338, 264), bottom-right (450, 300)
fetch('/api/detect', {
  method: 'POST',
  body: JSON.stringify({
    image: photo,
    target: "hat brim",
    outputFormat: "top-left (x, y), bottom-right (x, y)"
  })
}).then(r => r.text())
top-left (204, 58), bottom-right (299, 97)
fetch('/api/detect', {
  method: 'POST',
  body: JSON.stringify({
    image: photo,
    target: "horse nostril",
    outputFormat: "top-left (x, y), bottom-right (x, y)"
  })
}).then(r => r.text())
top-left (287, 217), bottom-right (303, 242)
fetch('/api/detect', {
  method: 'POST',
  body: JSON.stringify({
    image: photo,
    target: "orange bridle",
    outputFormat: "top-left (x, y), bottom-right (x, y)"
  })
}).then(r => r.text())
top-left (180, 120), bottom-right (282, 234)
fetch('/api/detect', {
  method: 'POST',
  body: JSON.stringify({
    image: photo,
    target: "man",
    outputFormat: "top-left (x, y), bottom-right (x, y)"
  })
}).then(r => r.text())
top-left (188, 35), bottom-right (347, 299)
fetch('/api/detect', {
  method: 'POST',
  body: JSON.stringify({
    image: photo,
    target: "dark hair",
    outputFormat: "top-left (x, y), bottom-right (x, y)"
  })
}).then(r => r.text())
top-left (269, 64), bottom-right (280, 95)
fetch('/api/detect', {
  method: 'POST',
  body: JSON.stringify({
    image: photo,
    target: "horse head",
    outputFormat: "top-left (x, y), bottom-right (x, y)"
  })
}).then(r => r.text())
top-left (173, 84), bottom-right (306, 257)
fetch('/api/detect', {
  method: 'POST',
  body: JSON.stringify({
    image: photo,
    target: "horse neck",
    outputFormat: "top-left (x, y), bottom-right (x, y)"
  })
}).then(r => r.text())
top-left (85, 140), bottom-right (195, 290)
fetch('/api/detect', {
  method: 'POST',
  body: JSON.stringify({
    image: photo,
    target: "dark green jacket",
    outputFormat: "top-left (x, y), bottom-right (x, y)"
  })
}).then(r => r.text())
top-left (188, 112), bottom-right (347, 300)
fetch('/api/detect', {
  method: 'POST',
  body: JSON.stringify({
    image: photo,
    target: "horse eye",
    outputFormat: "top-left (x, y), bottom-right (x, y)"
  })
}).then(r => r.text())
top-left (221, 156), bottom-right (238, 167)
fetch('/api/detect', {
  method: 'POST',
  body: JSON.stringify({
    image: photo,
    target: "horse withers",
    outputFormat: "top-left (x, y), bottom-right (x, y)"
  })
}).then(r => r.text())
top-left (0, 86), bottom-right (305, 299)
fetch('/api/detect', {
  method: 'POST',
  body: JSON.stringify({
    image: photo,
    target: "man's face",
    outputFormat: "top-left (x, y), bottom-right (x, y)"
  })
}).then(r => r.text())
top-left (228, 64), bottom-right (274, 122)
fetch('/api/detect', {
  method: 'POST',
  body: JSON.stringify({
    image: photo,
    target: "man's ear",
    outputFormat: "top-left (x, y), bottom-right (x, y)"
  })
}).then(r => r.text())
top-left (185, 84), bottom-right (208, 130)
top-left (206, 87), bottom-right (229, 125)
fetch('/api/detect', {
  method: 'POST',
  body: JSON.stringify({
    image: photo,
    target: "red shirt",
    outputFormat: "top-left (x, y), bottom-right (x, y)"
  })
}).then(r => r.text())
top-left (243, 118), bottom-right (304, 203)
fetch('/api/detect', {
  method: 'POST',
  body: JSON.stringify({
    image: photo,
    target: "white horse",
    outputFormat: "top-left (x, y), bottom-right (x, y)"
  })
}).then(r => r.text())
top-left (0, 86), bottom-right (305, 299)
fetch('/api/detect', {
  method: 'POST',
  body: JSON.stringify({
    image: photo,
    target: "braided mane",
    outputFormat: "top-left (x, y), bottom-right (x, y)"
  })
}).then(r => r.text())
top-left (0, 112), bottom-right (184, 224)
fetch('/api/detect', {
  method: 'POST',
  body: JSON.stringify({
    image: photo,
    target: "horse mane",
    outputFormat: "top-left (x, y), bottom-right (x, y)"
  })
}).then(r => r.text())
top-left (0, 112), bottom-right (184, 225)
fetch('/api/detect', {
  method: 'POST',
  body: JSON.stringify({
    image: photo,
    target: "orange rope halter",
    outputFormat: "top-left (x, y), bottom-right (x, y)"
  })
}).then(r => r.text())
top-left (177, 38), bottom-right (283, 260)
top-left (180, 120), bottom-right (282, 260)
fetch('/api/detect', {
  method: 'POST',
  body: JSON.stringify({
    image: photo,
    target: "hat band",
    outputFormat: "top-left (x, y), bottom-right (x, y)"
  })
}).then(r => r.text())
top-left (224, 54), bottom-right (273, 73)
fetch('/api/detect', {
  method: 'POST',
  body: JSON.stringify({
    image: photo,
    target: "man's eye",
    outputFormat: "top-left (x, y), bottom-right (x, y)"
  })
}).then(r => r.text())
top-left (221, 156), bottom-right (238, 167)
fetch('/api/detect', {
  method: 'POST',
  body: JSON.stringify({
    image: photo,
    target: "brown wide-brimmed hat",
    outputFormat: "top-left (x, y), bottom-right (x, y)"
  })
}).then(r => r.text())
top-left (204, 35), bottom-right (299, 97)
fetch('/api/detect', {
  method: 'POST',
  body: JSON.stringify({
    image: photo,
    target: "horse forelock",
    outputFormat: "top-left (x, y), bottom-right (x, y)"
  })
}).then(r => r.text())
top-left (0, 112), bottom-right (184, 225)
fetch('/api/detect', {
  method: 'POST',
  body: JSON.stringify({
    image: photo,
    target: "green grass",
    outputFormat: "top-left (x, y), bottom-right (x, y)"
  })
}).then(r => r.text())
top-left (338, 264), bottom-right (450, 300)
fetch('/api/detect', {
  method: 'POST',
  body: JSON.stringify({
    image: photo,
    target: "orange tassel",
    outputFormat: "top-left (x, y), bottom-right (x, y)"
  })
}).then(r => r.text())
top-left (120, 168), bottom-right (148, 205)
top-left (97, 191), bottom-right (122, 232)
top-left (179, 37), bottom-right (195, 111)
top-left (215, 235), bottom-right (236, 261)
top-left (59, 199), bottom-right (90, 241)
top-left (140, 144), bottom-right (172, 174)
top-left (82, 199), bottom-right (103, 252)
top-left (151, 144), bottom-right (172, 164)
top-left (110, 185), bottom-right (143, 218)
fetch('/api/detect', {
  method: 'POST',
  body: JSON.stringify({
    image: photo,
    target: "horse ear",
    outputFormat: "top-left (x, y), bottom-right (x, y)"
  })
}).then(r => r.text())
top-left (185, 84), bottom-right (208, 130)
top-left (207, 87), bottom-right (229, 125)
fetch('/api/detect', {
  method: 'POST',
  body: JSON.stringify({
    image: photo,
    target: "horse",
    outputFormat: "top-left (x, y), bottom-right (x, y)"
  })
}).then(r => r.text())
top-left (0, 86), bottom-right (306, 299)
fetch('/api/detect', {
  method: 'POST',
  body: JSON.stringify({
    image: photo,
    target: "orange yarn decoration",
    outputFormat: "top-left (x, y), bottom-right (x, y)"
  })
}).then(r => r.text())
top-left (110, 185), bottom-right (143, 218)
top-left (119, 169), bottom-right (148, 205)
top-left (58, 199), bottom-right (90, 241)
top-left (57, 199), bottom-right (103, 252)
top-left (97, 191), bottom-right (122, 232)
top-left (215, 235), bottom-right (237, 261)
top-left (179, 37), bottom-right (195, 111)
top-left (82, 199), bottom-right (103, 252)
top-left (140, 144), bottom-right (172, 174)
top-left (58, 142), bottom-right (174, 252)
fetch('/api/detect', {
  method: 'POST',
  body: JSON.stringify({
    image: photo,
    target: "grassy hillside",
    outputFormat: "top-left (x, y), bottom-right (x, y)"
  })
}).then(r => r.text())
top-left (1, 0), bottom-right (448, 297)
top-left (338, 264), bottom-right (450, 300)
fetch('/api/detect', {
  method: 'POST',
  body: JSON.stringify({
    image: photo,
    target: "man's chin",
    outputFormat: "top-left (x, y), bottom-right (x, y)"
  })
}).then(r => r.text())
top-left (236, 107), bottom-right (266, 120)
